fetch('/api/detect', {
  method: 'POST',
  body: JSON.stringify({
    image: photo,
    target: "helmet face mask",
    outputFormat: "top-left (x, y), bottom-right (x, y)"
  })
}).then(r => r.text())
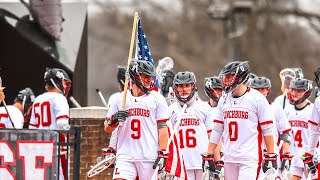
top-left (173, 71), bottom-right (197, 104)
top-left (129, 59), bottom-right (156, 94)
top-left (204, 77), bottom-right (222, 103)
top-left (287, 78), bottom-right (313, 105)
top-left (219, 61), bottom-right (250, 94)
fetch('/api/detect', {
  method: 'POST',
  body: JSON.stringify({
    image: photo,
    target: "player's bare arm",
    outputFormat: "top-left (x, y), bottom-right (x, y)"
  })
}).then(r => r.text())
top-left (213, 139), bottom-right (222, 161)
top-left (158, 126), bottom-right (169, 150)
top-left (264, 135), bottom-right (275, 154)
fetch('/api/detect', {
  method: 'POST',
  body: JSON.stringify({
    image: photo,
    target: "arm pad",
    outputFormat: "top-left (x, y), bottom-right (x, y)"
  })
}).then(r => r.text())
top-left (280, 132), bottom-right (291, 144)
top-left (157, 122), bottom-right (168, 129)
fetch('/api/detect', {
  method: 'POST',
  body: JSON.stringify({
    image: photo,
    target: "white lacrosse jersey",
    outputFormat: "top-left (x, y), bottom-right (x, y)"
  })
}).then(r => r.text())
top-left (270, 102), bottom-right (291, 148)
top-left (29, 92), bottom-right (69, 129)
top-left (285, 102), bottom-right (313, 168)
top-left (107, 92), bottom-right (121, 108)
top-left (309, 97), bottom-right (320, 154)
top-left (169, 99), bottom-right (214, 169)
top-left (107, 90), bottom-right (169, 161)
top-left (274, 94), bottom-right (291, 109)
top-left (0, 105), bottom-right (24, 129)
top-left (211, 87), bottom-right (274, 162)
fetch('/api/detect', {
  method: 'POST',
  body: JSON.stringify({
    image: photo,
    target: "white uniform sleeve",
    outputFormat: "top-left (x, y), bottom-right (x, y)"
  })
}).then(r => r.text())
top-left (209, 98), bottom-right (224, 144)
top-left (203, 103), bottom-right (214, 133)
top-left (308, 98), bottom-right (320, 154)
top-left (54, 95), bottom-right (69, 120)
top-left (106, 93), bottom-right (121, 119)
top-left (273, 103), bottom-right (291, 134)
top-left (155, 94), bottom-right (169, 124)
top-left (257, 95), bottom-right (274, 136)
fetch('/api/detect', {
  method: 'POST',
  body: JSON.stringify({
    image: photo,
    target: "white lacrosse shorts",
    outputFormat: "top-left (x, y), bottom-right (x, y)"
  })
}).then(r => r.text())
top-left (112, 161), bottom-right (156, 180)
top-left (224, 162), bottom-right (259, 180)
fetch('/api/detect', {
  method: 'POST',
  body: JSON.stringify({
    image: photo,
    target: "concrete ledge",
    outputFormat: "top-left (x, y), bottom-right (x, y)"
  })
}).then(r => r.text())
top-left (70, 106), bottom-right (108, 119)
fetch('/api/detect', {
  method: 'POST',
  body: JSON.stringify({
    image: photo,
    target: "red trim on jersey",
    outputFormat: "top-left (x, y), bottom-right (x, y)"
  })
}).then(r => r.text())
top-left (282, 128), bottom-right (291, 133)
top-left (157, 119), bottom-right (168, 124)
top-left (56, 115), bottom-right (69, 120)
top-left (214, 119), bottom-right (224, 124)
top-left (0, 113), bottom-right (8, 118)
top-left (207, 130), bottom-right (212, 133)
top-left (247, 87), bottom-right (251, 92)
top-left (260, 120), bottom-right (273, 125)
top-left (108, 147), bottom-right (116, 152)
top-left (308, 120), bottom-right (319, 126)
top-left (256, 124), bottom-right (263, 179)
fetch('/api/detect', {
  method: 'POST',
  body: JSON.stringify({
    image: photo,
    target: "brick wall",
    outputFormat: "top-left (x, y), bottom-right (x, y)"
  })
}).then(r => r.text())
top-left (69, 107), bottom-right (113, 180)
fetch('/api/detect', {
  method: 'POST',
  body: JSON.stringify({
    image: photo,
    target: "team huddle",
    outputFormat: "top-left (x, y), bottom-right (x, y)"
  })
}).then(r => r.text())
top-left (100, 59), bottom-right (320, 180)
top-left (1, 60), bottom-right (320, 180)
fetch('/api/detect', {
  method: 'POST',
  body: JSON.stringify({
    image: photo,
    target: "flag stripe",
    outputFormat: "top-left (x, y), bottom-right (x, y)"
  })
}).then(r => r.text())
top-left (165, 129), bottom-right (187, 179)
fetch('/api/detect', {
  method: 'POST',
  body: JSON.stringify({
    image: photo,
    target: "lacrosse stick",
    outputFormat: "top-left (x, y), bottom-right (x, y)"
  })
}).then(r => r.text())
top-left (156, 57), bottom-right (174, 85)
top-left (96, 89), bottom-right (108, 108)
top-left (69, 96), bottom-right (81, 108)
top-left (0, 76), bottom-right (16, 129)
top-left (119, 12), bottom-right (139, 127)
top-left (86, 154), bottom-right (116, 177)
top-left (151, 104), bottom-right (188, 179)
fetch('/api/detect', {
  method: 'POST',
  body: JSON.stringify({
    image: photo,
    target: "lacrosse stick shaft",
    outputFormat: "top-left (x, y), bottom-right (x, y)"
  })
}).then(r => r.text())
top-left (69, 96), bottom-right (81, 108)
top-left (96, 89), bottom-right (108, 108)
top-left (119, 12), bottom-right (139, 127)
top-left (151, 160), bottom-right (161, 180)
top-left (278, 140), bottom-right (284, 151)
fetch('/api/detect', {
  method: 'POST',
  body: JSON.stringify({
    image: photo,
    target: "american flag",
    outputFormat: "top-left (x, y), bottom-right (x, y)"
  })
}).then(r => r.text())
top-left (135, 17), bottom-right (159, 88)
top-left (165, 129), bottom-right (188, 179)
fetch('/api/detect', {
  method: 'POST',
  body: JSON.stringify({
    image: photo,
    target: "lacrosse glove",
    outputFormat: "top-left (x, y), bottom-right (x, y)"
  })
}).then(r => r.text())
top-left (214, 160), bottom-right (224, 178)
top-left (153, 150), bottom-right (169, 171)
top-left (280, 153), bottom-right (293, 171)
top-left (201, 153), bottom-right (215, 172)
top-left (301, 152), bottom-right (318, 174)
top-left (107, 110), bottom-right (129, 127)
top-left (262, 153), bottom-right (278, 173)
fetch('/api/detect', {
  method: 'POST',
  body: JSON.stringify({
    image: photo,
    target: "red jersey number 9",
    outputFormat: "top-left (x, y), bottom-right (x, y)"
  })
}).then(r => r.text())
top-left (131, 119), bottom-right (141, 139)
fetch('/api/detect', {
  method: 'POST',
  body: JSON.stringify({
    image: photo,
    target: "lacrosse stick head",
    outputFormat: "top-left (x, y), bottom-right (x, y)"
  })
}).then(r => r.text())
top-left (158, 170), bottom-right (176, 180)
top-left (201, 169), bottom-right (215, 180)
top-left (87, 154), bottom-right (116, 177)
top-left (262, 168), bottom-right (277, 180)
top-left (156, 57), bottom-right (174, 81)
